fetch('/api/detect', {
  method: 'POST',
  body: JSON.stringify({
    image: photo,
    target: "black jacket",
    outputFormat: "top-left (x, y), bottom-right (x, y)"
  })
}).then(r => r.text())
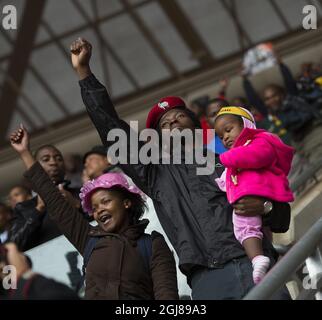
top-left (276, 95), bottom-right (320, 141)
top-left (10, 183), bottom-right (80, 251)
top-left (79, 74), bottom-right (291, 281)
top-left (10, 197), bottom-right (61, 251)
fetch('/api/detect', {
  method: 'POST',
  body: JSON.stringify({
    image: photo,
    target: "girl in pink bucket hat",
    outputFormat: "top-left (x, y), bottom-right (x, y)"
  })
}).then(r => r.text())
top-left (10, 125), bottom-right (179, 300)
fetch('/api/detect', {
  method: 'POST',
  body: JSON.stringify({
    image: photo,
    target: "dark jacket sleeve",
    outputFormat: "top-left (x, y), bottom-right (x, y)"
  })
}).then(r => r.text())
top-left (10, 274), bottom-right (79, 300)
top-left (9, 207), bottom-right (42, 251)
top-left (262, 201), bottom-right (291, 233)
top-left (243, 76), bottom-right (269, 117)
top-left (79, 74), bottom-right (155, 197)
top-left (23, 162), bottom-right (90, 255)
top-left (279, 63), bottom-right (298, 96)
top-left (150, 231), bottom-right (179, 300)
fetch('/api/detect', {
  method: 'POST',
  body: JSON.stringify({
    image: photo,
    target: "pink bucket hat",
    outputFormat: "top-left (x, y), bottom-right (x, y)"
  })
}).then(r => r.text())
top-left (79, 172), bottom-right (145, 215)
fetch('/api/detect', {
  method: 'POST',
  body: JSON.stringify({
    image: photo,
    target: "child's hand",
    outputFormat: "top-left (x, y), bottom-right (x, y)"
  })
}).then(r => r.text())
top-left (10, 124), bottom-right (30, 154)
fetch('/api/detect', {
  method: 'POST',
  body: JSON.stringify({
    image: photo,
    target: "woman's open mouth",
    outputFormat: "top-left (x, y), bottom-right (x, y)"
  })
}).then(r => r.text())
top-left (99, 213), bottom-right (112, 225)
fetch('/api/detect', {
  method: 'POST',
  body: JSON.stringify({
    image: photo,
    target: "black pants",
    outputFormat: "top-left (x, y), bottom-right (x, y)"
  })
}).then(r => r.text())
top-left (190, 256), bottom-right (291, 300)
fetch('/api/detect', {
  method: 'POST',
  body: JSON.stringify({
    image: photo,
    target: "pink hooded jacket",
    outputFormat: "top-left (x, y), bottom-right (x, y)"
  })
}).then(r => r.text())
top-left (219, 128), bottom-right (295, 204)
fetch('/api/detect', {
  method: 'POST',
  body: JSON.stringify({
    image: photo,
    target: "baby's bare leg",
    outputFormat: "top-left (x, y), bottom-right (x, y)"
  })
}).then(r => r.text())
top-left (243, 237), bottom-right (263, 260)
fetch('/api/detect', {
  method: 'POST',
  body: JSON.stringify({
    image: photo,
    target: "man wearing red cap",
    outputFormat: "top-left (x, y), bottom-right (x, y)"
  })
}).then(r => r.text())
top-left (70, 38), bottom-right (291, 300)
top-left (146, 96), bottom-right (200, 130)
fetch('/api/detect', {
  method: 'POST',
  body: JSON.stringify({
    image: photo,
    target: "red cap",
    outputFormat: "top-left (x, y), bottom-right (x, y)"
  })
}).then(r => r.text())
top-left (146, 96), bottom-right (186, 129)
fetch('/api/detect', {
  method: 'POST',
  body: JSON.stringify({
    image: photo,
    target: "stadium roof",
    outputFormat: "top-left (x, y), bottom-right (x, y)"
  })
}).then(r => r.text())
top-left (1, 0), bottom-right (320, 146)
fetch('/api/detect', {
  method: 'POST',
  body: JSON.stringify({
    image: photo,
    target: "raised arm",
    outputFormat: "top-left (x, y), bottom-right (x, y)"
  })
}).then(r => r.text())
top-left (272, 49), bottom-right (299, 97)
top-left (218, 78), bottom-right (229, 100)
top-left (10, 126), bottom-right (90, 254)
top-left (71, 38), bottom-right (154, 197)
top-left (3, 243), bottom-right (79, 300)
top-left (242, 75), bottom-right (269, 117)
top-left (279, 62), bottom-right (298, 96)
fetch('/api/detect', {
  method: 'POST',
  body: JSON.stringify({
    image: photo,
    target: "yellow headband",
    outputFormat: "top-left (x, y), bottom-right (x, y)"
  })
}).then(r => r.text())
top-left (215, 106), bottom-right (254, 122)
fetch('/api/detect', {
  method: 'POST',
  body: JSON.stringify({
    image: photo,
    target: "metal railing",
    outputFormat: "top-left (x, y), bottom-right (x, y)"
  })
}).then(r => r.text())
top-left (244, 217), bottom-right (322, 299)
top-left (244, 160), bottom-right (322, 300)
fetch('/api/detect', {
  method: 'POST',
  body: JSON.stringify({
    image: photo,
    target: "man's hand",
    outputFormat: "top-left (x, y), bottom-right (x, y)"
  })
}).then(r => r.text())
top-left (233, 196), bottom-right (266, 216)
top-left (58, 184), bottom-right (81, 209)
top-left (10, 124), bottom-right (30, 154)
top-left (10, 125), bottom-right (35, 170)
top-left (271, 46), bottom-right (282, 64)
top-left (36, 196), bottom-right (45, 213)
top-left (3, 243), bottom-right (31, 279)
top-left (70, 37), bottom-right (92, 80)
top-left (219, 77), bottom-right (229, 90)
top-left (239, 64), bottom-right (249, 78)
top-left (82, 168), bottom-right (90, 184)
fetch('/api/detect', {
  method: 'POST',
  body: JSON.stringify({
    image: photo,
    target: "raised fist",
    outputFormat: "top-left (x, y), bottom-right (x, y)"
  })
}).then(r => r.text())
top-left (70, 38), bottom-right (92, 71)
top-left (10, 124), bottom-right (30, 154)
